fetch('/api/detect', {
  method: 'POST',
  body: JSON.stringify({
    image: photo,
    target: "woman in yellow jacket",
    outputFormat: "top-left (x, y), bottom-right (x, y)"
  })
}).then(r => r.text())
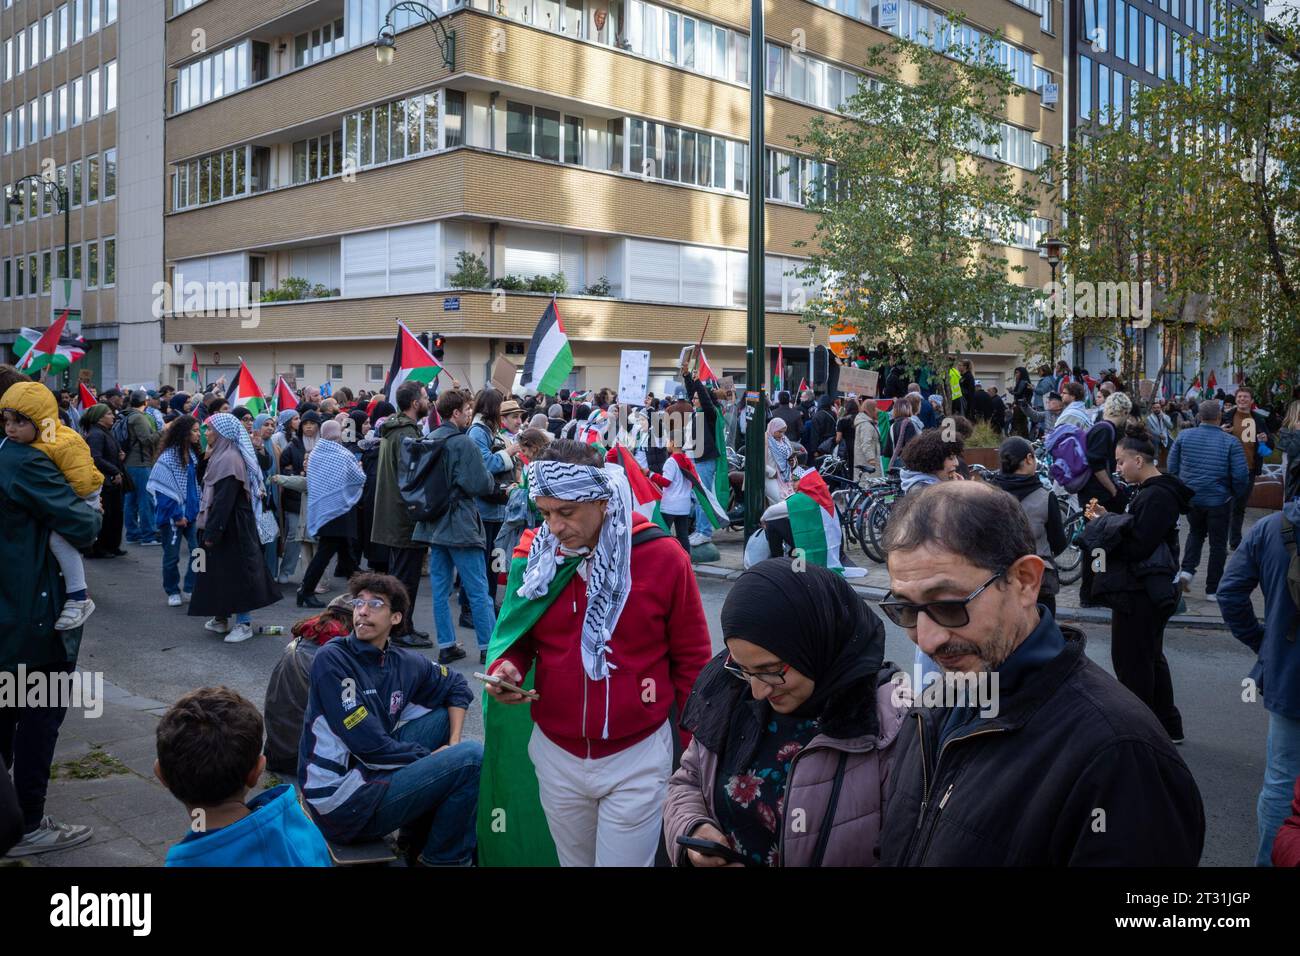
top-left (0, 381), bottom-right (103, 629)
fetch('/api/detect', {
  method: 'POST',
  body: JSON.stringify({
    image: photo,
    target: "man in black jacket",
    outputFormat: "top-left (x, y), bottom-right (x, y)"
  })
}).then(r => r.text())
top-left (771, 391), bottom-right (803, 438)
top-left (682, 367), bottom-right (721, 546)
top-left (878, 481), bottom-right (1204, 865)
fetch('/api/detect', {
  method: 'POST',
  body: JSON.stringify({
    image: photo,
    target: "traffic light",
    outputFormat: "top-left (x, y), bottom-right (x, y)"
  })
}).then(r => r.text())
top-left (431, 333), bottom-right (446, 360)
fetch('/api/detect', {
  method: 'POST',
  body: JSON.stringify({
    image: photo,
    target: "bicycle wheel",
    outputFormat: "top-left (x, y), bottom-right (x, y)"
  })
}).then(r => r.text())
top-left (843, 489), bottom-right (869, 547)
top-left (1055, 513), bottom-right (1085, 585)
top-left (862, 497), bottom-right (892, 563)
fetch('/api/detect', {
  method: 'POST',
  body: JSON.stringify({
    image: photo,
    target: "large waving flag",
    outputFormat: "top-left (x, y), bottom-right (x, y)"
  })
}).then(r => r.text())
top-left (384, 321), bottom-right (444, 405)
top-left (226, 360), bottom-right (268, 414)
top-left (671, 452), bottom-right (729, 529)
top-left (786, 470), bottom-right (843, 572)
top-left (14, 316), bottom-right (85, 373)
top-left (272, 376), bottom-right (298, 414)
top-left (77, 382), bottom-right (96, 410)
top-left (520, 300), bottom-right (573, 396)
top-left (612, 445), bottom-right (668, 530)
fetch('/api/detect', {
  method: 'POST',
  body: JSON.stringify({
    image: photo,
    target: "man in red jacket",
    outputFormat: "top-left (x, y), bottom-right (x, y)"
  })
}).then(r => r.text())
top-left (486, 439), bottom-right (711, 866)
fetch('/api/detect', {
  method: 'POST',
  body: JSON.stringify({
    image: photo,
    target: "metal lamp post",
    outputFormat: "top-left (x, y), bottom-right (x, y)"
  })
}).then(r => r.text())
top-left (373, 1), bottom-right (456, 70)
top-left (742, 0), bottom-right (766, 541)
top-left (1037, 235), bottom-right (1067, 368)
top-left (10, 174), bottom-right (71, 295)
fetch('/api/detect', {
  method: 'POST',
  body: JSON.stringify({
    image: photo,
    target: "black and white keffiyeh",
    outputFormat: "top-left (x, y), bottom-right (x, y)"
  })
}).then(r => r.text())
top-left (523, 459), bottom-right (634, 716)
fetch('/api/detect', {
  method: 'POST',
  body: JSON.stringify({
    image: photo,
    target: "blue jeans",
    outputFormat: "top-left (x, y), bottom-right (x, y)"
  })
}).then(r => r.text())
top-left (691, 457), bottom-right (718, 540)
top-left (161, 522), bottom-right (198, 596)
top-left (278, 510), bottom-right (301, 580)
top-left (354, 708), bottom-right (482, 865)
top-left (429, 543), bottom-right (496, 650)
top-left (124, 466), bottom-right (157, 542)
top-left (1257, 710), bottom-right (1300, 866)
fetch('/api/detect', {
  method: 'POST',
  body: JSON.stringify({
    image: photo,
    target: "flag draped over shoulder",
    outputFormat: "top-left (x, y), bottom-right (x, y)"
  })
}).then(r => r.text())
top-left (519, 300), bottom-right (574, 396)
top-left (786, 470), bottom-right (843, 572)
top-left (613, 445), bottom-right (667, 530)
top-left (477, 528), bottom-right (576, 867)
top-left (385, 321), bottom-right (444, 405)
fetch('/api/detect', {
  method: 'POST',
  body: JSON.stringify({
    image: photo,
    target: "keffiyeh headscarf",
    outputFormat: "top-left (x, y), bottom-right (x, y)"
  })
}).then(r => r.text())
top-left (305, 428), bottom-right (366, 536)
top-left (147, 444), bottom-right (192, 509)
top-left (767, 418), bottom-right (793, 481)
top-left (198, 412), bottom-right (265, 530)
top-left (522, 459), bottom-right (634, 735)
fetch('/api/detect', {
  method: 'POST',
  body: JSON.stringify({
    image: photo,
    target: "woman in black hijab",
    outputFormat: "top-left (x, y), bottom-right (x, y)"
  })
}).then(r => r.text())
top-left (663, 559), bottom-right (904, 867)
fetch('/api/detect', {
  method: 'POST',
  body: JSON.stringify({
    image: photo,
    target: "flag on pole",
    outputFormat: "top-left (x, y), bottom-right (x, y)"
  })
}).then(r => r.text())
top-left (671, 452), bottom-right (729, 528)
top-left (272, 376), bottom-right (298, 414)
top-left (697, 349), bottom-right (719, 386)
top-left (1185, 373), bottom-right (1202, 401)
top-left (226, 360), bottom-right (268, 414)
top-left (797, 377), bottom-right (809, 395)
top-left (612, 445), bottom-right (668, 530)
top-left (77, 382), bottom-right (96, 410)
top-left (384, 321), bottom-right (445, 405)
top-left (519, 300), bottom-right (574, 396)
top-left (773, 344), bottom-right (784, 394)
top-left (786, 470), bottom-right (844, 572)
top-left (14, 316), bottom-right (85, 373)
top-left (1206, 370), bottom-right (1217, 397)
top-left (190, 353), bottom-right (200, 387)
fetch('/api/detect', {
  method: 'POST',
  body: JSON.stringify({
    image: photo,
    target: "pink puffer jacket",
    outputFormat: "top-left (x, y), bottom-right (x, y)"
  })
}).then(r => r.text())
top-left (663, 681), bottom-right (908, 866)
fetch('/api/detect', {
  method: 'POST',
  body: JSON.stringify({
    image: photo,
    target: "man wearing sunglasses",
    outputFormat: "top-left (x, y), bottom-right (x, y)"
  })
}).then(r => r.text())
top-left (878, 481), bottom-right (1205, 866)
top-left (298, 572), bottom-right (484, 865)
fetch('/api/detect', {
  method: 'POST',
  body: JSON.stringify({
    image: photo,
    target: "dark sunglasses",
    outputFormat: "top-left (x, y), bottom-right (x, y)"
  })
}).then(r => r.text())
top-left (878, 570), bottom-right (1005, 629)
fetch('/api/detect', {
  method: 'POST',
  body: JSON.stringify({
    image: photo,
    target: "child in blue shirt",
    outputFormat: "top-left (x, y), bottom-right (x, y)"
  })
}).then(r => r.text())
top-left (156, 686), bottom-right (331, 867)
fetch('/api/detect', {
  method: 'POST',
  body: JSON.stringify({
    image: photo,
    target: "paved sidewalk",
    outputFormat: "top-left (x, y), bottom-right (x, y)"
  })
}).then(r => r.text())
top-left (2, 677), bottom-right (288, 869)
top-left (692, 508), bottom-right (1271, 631)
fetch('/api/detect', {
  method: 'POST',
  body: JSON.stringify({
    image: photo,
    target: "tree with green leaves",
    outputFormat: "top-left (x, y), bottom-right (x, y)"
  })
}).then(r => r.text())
top-left (793, 23), bottom-right (1043, 412)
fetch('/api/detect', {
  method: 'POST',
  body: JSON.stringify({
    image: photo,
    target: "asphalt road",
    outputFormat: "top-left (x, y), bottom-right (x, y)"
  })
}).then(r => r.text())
top-left (79, 545), bottom-right (1267, 866)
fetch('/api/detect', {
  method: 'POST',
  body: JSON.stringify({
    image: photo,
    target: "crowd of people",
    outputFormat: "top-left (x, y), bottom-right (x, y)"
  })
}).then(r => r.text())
top-left (2, 352), bottom-right (1299, 868)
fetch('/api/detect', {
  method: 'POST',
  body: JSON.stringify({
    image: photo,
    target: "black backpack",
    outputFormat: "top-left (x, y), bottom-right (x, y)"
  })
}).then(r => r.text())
top-left (398, 432), bottom-right (455, 524)
top-left (112, 409), bottom-right (133, 453)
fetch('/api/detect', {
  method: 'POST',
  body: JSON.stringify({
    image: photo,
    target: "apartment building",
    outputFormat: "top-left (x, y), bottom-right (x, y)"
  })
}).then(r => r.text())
top-left (163, 0), bottom-right (1065, 396)
top-left (0, 0), bottom-right (164, 387)
top-left (1069, 0), bottom-right (1263, 384)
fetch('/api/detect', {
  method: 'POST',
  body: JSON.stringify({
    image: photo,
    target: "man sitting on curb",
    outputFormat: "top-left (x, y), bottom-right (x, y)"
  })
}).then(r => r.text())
top-left (299, 572), bottom-right (482, 865)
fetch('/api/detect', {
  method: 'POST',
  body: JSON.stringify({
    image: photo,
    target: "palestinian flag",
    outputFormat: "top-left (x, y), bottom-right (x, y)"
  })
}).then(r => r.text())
top-left (786, 470), bottom-right (843, 572)
top-left (272, 376), bottom-right (298, 414)
top-left (1206, 370), bottom-right (1217, 397)
top-left (712, 414), bottom-right (730, 508)
top-left (797, 377), bottom-right (809, 394)
top-left (226, 360), bottom-right (268, 415)
top-left (672, 452), bottom-right (729, 529)
top-left (190, 353), bottom-right (200, 386)
top-left (580, 407), bottom-right (608, 444)
top-left (77, 382), bottom-right (96, 410)
top-left (384, 320), bottom-right (444, 405)
top-left (1185, 374), bottom-right (1202, 401)
top-left (14, 316), bottom-right (85, 373)
top-left (697, 349), bottom-right (719, 386)
top-left (773, 343), bottom-right (784, 393)
top-left (520, 300), bottom-right (573, 397)
top-left (612, 445), bottom-right (667, 531)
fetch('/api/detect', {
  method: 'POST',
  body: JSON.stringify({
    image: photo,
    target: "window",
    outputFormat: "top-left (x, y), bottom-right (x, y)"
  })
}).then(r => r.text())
top-left (15, 26), bottom-right (23, 73)
top-left (4, 38), bottom-right (10, 81)
top-left (1080, 55), bottom-right (1093, 119)
top-left (294, 18), bottom-right (344, 66)
top-left (28, 254), bottom-right (37, 295)
top-left (1145, 15), bottom-right (1154, 73)
top-left (104, 148), bottom-right (116, 199)
top-left (42, 94), bottom-right (53, 139)
top-left (328, 364), bottom-right (343, 380)
top-left (14, 105), bottom-right (22, 149)
top-left (89, 70), bottom-right (101, 120)
top-left (107, 0), bottom-right (118, 26)
top-left (87, 154), bottom-right (100, 203)
top-left (71, 160), bottom-right (82, 207)
top-left (367, 364), bottom-right (384, 382)
top-left (2, 259), bottom-right (9, 298)
top-left (174, 43), bottom-right (248, 112)
top-left (1115, 0), bottom-right (1126, 56)
top-left (73, 78), bottom-right (84, 126)
top-left (1158, 22), bottom-right (1168, 78)
top-left (291, 133), bottom-right (342, 184)
top-left (29, 98), bottom-right (38, 144)
top-left (106, 61), bottom-right (117, 112)
top-left (563, 115), bottom-right (583, 165)
top-left (1098, 63), bottom-right (1110, 123)
top-left (72, 245), bottom-right (81, 279)
top-left (75, 0), bottom-right (85, 43)
top-left (1128, 5), bottom-right (1139, 64)
top-left (42, 252), bottom-right (52, 294)
top-left (29, 23), bottom-right (39, 67)
top-left (443, 90), bottom-right (463, 148)
top-left (58, 5), bottom-right (69, 49)
top-left (90, 0), bottom-right (101, 33)
top-left (86, 241), bottom-right (98, 289)
top-left (2, 113), bottom-right (8, 154)
top-left (16, 257), bottom-right (24, 297)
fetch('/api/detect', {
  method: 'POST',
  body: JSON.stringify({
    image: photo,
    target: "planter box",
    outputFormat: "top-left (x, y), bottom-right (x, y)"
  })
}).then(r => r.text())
top-left (1250, 480), bottom-right (1283, 510)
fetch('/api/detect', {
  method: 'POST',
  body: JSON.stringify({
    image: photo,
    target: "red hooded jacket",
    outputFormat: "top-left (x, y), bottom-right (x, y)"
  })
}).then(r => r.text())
top-left (494, 514), bottom-right (712, 759)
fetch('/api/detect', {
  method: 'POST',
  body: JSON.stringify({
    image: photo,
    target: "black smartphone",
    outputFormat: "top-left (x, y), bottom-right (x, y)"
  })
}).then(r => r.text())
top-left (675, 835), bottom-right (753, 867)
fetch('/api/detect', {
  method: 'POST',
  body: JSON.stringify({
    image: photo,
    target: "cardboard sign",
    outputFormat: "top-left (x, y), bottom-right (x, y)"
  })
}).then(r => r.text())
top-left (490, 355), bottom-right (517, 396)
top-left (718, 375), bottom-right (735, 395)
top-left (618, 350), bottom-right (650, 405)
top-left (837, 366), bottom-right (878, 397)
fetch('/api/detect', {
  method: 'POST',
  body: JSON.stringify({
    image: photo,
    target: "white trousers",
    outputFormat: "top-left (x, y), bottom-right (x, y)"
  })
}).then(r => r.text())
top-left (528, 721), bottom-right (672, 867)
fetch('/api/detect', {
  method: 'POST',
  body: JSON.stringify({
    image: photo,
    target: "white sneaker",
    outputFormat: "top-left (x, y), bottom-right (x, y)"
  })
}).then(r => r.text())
top-left (54, 598), bottom-right (95, 631)
top-left (224, 623), bottom-right (255, 644)
top-left (1205, 592), bottom-right (1218, 602)
top-left (315, 582), bottom-right (330, 594)
top-left (204, 617), bottom-right (230, 634)
top-left (181, 592), bottom-right (191, 603)
top-left (167, 593), bottom-right (183, 607)
top-left (688, 532), bottom-right (708, 547)
top-left (1175, 571), bottom-right (1193, 593)
top-left (3, 816), bottom-right (93, 858)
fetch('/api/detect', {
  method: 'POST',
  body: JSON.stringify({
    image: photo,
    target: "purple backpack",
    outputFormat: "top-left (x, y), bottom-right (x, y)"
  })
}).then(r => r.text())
top-left (1045, 421), bottom-right (1108, 492)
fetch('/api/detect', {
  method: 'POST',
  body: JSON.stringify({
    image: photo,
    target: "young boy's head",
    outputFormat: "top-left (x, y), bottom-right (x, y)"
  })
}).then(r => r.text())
top-left (155, 687), bottom-right (265, 811)
top-left (2, 407), bottom-right (37, 444)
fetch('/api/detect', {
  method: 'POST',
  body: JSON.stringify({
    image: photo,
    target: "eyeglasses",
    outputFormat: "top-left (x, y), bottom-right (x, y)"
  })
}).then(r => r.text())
top-left (878, 570), bottom-right (1005, 629)
top-left (348, 598), bottom-right (389, 610)
top-left (722, 653), bottom-right (791, 686)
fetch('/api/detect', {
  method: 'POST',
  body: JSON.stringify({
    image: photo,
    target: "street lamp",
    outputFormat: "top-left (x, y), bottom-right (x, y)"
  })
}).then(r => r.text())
top-left (1037, 235), bottom-right (1067, 369)
top-left (742, 0), bottom-right (766, 541)
top-left (10, 174), bottom-right (70, 297)
top-left (373, 2), bottom-right (456, 71)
